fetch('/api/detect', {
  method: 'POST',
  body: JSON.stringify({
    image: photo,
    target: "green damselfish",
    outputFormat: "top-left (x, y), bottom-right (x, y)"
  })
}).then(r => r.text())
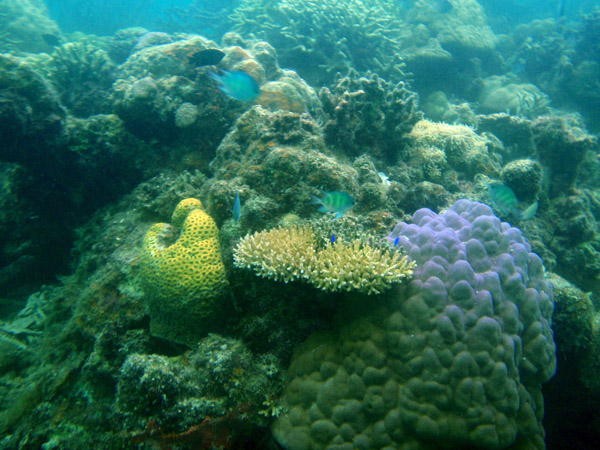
top-left (488, 184), bottom-right (538, 221)
top-left (311, 191), bottom-right (355, 219)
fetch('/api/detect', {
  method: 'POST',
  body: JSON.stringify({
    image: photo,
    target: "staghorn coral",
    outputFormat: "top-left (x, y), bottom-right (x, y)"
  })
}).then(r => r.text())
top-left (230, 0), bottom-right (406, 85)
top-left (310, 240), bottom-right (415, 295)
top-left (233, 224), bottom-right (414, 295)
top-left (319, 70), bottom-right (421, 161)
top-left (140, 198), bottom-right (230, 346)
top-left (233, 225), bottom-right (316, 284)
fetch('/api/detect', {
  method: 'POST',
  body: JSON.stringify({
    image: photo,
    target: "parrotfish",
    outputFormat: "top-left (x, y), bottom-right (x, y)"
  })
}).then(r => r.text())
top-left (488, 184), bottom-right (538, 221)
top-left (209, 70), bottom-right (260, 102)
top-left (311, 191), bottom-right (355, 219)
top-left (232, 192), bottom-right (241, 222)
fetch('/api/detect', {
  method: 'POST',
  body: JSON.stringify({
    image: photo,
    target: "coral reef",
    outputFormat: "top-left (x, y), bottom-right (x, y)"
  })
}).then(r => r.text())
top-left (206, 106), bottom-right (359, 229)
top-left (532, 115), bottom-right (597, 196)
top-left (273, 200), bottom-right (555, 449)
top-left (0, 0), bottom-right (62, 54)
top-left (319, 70), bottom-right (421, 161)
top-left (117, 334), bottom-right (284, 437)
top-left (234, 224), bottom-right (414, 295)
top-left (3, 3), bottom-right (600, 449)
top-left (44, 41), bottom-right (116, 117)
top-left (475, 75), bottom-right (550, 119)
top-left (407, 119), bottom-right (502, 183)
top-left (230, 0), bottom-right (406, 85)
top-left (140, 198), bottom-right (230, 346)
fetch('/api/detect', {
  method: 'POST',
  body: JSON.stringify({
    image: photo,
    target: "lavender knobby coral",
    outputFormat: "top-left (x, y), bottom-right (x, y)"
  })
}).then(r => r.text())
top-left (273, 200), bottom-right (555, 449)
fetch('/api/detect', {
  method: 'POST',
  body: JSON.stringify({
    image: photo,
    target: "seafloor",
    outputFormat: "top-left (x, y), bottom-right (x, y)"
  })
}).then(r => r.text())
top-left (1, 1), bottom-right (600, 449)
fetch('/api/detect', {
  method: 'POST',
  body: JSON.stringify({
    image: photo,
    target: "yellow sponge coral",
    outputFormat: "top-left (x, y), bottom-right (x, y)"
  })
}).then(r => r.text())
top-left (140, 198), bottom-right (229, 346)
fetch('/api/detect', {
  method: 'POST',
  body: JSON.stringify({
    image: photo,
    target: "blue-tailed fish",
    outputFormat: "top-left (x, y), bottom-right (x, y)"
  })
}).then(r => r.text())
top-left (209, 70), bottom-right (260, 102)
top-left (311, 191), bottom-right (355, 219)
top-left (232, 192), bottom-right (241, 222)
top-left (488, 184), bottom-right (538, 221)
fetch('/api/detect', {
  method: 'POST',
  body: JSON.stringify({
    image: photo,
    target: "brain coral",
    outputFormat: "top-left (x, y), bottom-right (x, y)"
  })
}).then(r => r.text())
top-left (140, 198), bottom-right (229, 346)
top-left (273, 199), bottom-right (555, 450)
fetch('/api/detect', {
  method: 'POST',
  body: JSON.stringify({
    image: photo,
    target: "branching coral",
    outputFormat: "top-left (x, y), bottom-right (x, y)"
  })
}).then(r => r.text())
top-left (233, 225), bottom-right (316, 283)
top-left (233, 224), bottom-right (414, 295)
top-left (230, 0), bottom-right (406, 85)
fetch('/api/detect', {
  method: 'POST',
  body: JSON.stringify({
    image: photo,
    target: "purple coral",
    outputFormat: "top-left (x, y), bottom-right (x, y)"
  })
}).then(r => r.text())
top-left (274, 200), bottom-right (556, 449)
top-left (388, 199), bottom-right (555, 383)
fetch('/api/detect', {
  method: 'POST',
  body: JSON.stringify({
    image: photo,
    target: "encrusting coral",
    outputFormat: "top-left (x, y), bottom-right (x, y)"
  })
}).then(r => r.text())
top-left (233, 224), bottom-right (415, 295)
top-left (140, 198), bottom-right (230, 346)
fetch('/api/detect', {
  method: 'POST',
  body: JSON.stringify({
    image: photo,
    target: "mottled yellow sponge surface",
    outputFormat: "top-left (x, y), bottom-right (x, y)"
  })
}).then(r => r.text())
top-left (140, 198), bottom-right (229, 346)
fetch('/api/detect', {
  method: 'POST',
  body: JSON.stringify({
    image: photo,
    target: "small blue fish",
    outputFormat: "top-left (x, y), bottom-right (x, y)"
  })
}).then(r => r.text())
top-left (209, 70), bottom-right (260, 102)
top-left (311, 191), bottom-right (355, 219)
top-left (394, 236), bottom-right (400, 247)
top-left (232, 192), bottom-right (241, 222)
top-left (331, 234), bottom-right (336, 244)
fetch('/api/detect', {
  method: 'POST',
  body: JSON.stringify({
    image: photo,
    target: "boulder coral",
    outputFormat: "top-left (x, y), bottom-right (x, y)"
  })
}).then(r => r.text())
top-left (273, 200), bottom-right (555, 450)
top-left (140, 198), bottom-right (229, 346)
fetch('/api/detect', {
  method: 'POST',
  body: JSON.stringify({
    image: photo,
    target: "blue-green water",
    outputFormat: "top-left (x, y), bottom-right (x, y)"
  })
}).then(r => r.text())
top-left (0, 1), bottom-right (599, 449)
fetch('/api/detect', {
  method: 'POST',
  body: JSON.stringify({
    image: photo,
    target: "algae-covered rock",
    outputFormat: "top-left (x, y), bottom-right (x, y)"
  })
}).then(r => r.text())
top-left (0, 0), bottom-right (62, 54)
top-left (207, 106), bottom-right (359, 228)
top-left (319, 70), bottom-right (421, 161)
